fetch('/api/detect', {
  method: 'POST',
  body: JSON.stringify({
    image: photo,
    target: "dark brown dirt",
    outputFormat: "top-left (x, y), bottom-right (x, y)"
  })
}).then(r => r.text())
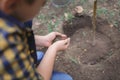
top-left (54, 14), bottom-right (120, 80)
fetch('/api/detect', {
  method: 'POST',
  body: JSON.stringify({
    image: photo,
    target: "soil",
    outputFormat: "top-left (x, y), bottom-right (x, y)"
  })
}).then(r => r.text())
top-left (54, 14), bottom-right (120, 80)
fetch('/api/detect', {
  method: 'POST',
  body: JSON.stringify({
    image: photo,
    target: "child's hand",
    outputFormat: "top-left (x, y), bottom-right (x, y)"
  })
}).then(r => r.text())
top-left (44, 32), bottom-right (67, 47)
top-left (50, 38), bottom-right (70, 51)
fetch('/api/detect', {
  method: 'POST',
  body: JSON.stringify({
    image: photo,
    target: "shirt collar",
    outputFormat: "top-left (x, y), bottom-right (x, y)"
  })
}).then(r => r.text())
top-left (0, 11), bottom-right (25, 28)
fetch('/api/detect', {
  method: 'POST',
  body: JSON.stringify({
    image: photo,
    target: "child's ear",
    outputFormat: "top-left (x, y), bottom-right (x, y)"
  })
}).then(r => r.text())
top-left (1, 0), bottom-right (17, 14)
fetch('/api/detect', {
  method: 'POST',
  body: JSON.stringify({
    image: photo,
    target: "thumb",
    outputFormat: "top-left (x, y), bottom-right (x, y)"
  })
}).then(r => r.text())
top-left (64, 38), bottom-right (70, 46)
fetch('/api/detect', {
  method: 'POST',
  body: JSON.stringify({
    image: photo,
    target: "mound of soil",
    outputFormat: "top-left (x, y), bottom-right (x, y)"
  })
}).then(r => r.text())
top-left (54, 14), bottom-right (120, 80)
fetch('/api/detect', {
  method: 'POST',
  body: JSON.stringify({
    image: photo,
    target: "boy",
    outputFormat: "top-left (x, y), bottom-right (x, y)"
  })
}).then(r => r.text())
top-left (0, 0), bottom-right (72, 80)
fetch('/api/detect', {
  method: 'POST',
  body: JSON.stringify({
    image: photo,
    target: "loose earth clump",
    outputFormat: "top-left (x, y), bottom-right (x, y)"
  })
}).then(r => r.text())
top-left (54, 14), bottom-right (120, 80)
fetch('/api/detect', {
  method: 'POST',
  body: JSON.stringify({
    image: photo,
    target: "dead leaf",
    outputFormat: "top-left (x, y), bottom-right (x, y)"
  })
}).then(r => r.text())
top-left (75, 6), bottom-right (84, 14)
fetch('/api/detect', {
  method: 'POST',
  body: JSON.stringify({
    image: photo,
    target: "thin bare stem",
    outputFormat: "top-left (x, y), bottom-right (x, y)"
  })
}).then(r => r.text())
top-left (92, 0), bottom-right (97, 46)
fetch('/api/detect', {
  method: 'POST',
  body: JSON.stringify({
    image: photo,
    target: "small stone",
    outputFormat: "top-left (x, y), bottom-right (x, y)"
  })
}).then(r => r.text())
top-left (83, 49), bottom-right (87, 52)
top-left (102, 70), bottom-right (105, 73)
top-left (110, 24), bottom-right (114, 27)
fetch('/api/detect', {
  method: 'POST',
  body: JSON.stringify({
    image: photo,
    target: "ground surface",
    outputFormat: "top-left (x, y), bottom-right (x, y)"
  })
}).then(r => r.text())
top-left (33, 0), bottom-right (120, 80)
top-left (61, 15), bottom-right (120, 80)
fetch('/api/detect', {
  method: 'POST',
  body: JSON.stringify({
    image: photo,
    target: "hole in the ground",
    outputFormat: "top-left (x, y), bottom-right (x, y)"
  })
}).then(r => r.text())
top-left (63, 14), bottom-right (119, 65)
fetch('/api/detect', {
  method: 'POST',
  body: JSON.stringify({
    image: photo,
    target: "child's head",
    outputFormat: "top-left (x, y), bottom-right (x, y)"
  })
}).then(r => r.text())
top-left (0, 0), bottom-right (46, 22)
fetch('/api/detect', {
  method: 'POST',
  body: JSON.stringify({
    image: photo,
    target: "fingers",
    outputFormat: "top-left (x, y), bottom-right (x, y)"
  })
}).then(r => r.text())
top-left (60, 38), bottom-right (70, 49)
top-left (55, 32), bottom-right (67, 39)
top-left (64, 38), bottom-right (70, 48)
top-left (51, 38), bottom-right (70, 51)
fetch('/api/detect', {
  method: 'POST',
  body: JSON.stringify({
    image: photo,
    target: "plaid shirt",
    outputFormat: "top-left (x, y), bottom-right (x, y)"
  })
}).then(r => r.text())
top-left (0, 11), bottom-right (43, 80)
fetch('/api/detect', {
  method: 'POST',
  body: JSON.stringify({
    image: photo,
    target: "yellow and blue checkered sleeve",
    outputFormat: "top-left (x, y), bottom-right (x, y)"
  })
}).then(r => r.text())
top-left (0, 19), bottom-right (43, 80)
